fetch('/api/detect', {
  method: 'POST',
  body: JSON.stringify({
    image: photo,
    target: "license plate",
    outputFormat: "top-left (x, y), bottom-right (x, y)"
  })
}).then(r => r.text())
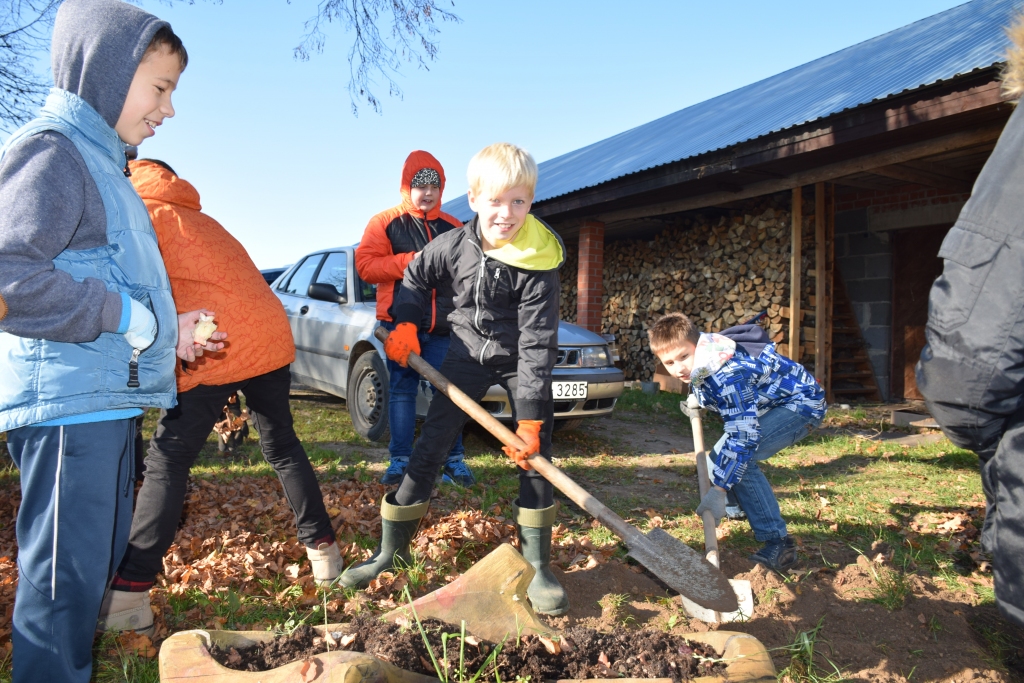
top-left (553, 381), bottom-right (588, 400)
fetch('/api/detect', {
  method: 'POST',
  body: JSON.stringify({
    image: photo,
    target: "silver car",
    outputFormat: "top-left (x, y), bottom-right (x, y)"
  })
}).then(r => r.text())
top-left (272, 245), bottom-right (625, 441)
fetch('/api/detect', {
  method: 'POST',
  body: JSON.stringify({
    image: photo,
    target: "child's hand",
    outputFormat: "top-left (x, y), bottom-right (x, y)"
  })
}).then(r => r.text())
top-left (696, 487), bottom-right (727, 524)
top-left (177, 310), bottom-right (228, 362)
top-left (383, 322), bottom-right (420, 367)
top-left (502, 419), bottom-right (543, 470)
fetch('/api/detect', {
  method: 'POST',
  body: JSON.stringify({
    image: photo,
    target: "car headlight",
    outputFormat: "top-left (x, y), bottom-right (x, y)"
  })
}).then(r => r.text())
top-left (579, 346), bottom-right (611, 368)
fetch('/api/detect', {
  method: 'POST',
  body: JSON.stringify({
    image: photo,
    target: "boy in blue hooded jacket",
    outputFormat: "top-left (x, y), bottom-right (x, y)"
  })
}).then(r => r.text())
top-left (0, 2), bottom-right (222, 680)
top-left (650, 313), bottom-right (826, 572)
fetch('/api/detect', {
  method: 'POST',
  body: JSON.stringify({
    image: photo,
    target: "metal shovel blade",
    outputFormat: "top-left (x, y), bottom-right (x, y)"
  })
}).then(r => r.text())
top-left (627, 527), bottom-right (739, 613)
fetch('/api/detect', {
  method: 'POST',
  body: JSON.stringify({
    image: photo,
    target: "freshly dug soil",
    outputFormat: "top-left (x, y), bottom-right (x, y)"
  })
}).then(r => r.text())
top-left (208, 615), bottom-right (726, 681)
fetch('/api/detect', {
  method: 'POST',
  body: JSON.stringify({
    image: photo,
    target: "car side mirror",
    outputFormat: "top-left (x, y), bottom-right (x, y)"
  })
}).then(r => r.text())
top-left (307, 282), bottom-right (347, 304)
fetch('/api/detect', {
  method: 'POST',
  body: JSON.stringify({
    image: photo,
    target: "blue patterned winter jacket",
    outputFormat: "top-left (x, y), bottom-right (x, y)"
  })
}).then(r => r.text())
top-left (689, 333), bottom-right (826, 489)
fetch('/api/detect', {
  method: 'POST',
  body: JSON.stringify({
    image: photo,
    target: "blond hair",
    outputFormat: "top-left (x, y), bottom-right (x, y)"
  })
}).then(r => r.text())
top-left (467, 143), bottom-right (538, 199)
top-left (649, 313), bottom-right (701, 355)
top-left (1003, 13), bottom-right (1024, 102)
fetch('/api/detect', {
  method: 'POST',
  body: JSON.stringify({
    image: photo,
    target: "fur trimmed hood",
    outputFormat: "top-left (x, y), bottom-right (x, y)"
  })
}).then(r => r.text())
top-left (1003, 14), bottom-right (1024, 101)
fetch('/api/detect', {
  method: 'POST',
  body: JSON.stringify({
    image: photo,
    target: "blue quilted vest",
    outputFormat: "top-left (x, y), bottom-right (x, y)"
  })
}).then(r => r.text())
top-left (0, 88), bottom-right (177, 432)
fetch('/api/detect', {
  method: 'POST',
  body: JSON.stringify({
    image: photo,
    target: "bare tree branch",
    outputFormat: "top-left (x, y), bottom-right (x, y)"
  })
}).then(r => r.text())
top-left (292, 0), bottom-right (461, 116)
top-left (0, 0), bottom-right (459, 132)
top-left (0, 1), bottom-right (61, 132)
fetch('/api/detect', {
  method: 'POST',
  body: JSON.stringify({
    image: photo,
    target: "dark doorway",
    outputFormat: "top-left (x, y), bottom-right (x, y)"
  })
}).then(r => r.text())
top-left (891, 224), bottom-right (953, 400)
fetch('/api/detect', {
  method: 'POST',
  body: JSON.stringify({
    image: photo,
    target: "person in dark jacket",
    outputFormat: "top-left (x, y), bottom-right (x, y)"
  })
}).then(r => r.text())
top-left (916, 23), bottom-right (1024, 628)
top-left (340, 143), bottom-right (570, 616)
top-left (355, 151), bottom-right (474, 487)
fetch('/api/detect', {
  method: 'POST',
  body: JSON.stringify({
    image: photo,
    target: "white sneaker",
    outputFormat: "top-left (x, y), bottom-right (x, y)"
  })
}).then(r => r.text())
top-left (97, 589), bottom-right (154, 635)
top-left (307, 542), bottom-right (344, 586)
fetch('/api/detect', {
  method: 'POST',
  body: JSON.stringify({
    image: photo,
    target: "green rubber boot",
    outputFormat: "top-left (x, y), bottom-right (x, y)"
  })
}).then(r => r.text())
top-left (514, 500), bottom-right (570, 616)
top-left (339, 493), bottom-right (428, 589)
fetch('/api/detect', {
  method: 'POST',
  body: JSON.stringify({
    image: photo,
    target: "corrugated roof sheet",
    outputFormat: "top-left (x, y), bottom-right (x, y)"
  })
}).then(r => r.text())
top-left (445, 0), bottom-right (1020, 221)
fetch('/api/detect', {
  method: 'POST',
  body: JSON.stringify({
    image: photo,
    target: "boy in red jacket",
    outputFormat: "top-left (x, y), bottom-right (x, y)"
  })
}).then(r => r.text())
top-left (355, 151), bottom-right (475, 487)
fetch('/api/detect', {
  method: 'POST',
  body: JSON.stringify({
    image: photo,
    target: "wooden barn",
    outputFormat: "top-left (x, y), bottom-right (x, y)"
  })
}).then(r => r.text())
top-left (445, 0), bottom-right (1021, 402)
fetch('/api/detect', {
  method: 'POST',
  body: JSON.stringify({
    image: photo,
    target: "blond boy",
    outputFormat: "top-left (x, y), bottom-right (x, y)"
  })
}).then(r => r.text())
top-left (340, 143), bottom-right (570, 615)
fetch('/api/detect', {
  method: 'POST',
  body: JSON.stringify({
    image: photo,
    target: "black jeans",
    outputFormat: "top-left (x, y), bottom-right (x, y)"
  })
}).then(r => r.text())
top-left (117, 365), bottom-right (332, 583)
top-left (395, 354), bottom-right (555, 510)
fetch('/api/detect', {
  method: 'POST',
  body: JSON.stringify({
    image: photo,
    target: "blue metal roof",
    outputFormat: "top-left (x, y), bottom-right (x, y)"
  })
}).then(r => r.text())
top-left (445, 0), bottom-right (1020, 221)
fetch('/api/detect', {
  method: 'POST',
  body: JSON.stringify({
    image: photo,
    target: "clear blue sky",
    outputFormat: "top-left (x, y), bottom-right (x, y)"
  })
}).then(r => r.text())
top-left (39, 1), bottom-right (972, 267)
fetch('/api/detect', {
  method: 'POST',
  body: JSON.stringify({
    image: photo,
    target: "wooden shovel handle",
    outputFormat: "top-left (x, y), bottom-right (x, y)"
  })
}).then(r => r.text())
top-left (684, 396), bottom-right (720, 567)
top-left (374, 327), bottom-right (648, 548)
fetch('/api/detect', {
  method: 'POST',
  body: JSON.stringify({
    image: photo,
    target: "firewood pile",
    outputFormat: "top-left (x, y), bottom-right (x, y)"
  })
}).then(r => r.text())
top-left (560, 198), bottom-right (819, 380)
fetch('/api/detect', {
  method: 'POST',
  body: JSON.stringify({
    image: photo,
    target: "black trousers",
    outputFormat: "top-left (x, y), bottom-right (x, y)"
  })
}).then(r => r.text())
top-left (395, 354), bottom-right (554, 510)
top-left (117, 365), bottom-right (332, 583)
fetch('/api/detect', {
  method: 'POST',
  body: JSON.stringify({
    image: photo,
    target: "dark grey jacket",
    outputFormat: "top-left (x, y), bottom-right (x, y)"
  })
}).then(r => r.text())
top-left (0, 0), bottom-right (167, 340)
top-left (917, 102), bottom-right (1024, 628)
top-left (393, 215), bottom-right (565, 421)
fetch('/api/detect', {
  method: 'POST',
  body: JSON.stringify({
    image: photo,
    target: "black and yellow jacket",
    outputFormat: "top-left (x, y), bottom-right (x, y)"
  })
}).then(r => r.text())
top-left (393, 214), bottom-right (565, 420)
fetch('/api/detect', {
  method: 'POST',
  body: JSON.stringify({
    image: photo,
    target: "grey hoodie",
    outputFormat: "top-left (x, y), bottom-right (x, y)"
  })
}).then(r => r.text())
top-left (0, 0), bottom-right (168, 340)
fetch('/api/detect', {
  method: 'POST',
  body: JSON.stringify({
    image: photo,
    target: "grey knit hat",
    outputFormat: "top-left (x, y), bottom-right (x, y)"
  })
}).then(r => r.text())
top-left (410, 168), bottom-right (441, 188)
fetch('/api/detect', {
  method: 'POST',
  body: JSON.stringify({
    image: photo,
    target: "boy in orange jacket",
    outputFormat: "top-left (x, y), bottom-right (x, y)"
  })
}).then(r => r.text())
top-left (355, 151), bottom-right (475, 487)
top-left (97, 159), bottom-right (341, 635)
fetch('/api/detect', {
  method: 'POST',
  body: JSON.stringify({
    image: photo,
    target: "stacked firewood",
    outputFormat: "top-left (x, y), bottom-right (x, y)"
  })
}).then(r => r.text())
top-left (559, 198), bottom-right (817, 380)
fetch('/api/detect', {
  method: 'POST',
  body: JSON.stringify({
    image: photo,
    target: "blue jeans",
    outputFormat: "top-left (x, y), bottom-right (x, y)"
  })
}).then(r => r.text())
top-left (8, 419), bottom-right (136, 683)
top-left (382, 322), bottom-right (464, 464)
top-left (710, 407), bottom-right (821, 542)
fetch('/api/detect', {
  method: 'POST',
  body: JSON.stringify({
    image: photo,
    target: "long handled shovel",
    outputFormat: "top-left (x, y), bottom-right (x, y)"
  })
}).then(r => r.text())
top-left (680, 394), bottom-right (754, 622)
top-left (374, 327), bottom-right (738, 613)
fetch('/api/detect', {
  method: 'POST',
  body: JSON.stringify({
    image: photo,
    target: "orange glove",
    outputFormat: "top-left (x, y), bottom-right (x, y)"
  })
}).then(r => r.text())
top-left (383, 322), bottom-right (420, 367)
top-left (502, 420), bottom-right (543, 470)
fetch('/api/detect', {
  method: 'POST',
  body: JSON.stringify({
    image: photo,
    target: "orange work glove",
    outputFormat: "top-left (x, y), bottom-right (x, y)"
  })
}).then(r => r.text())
top-left (383, 322), bottom-right (420, 367)
top-left (502, 419), bottom-right (543, 470)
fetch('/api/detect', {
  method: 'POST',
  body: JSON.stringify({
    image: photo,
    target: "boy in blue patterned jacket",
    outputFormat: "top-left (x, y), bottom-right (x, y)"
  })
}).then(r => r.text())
top-left (650, 313), bottom-right (826, 571)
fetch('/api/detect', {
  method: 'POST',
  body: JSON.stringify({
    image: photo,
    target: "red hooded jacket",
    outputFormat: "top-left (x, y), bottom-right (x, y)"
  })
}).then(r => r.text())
top-left (355, 151), bottom-right (462, 333)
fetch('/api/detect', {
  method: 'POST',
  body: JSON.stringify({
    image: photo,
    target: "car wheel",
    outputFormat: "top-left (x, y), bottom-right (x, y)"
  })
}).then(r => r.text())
top-left (552, 418), bottom-right (584, 433)
top-left (348, 352), bottom-right (391, 443)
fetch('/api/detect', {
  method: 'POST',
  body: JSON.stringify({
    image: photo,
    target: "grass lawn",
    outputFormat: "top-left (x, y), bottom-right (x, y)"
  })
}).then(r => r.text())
top-left (0, 389), bottom-right (1018, 682)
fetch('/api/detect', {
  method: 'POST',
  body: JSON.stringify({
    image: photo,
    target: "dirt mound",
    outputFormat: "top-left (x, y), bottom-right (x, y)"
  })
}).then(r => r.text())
top-left (209, 615), bottom-right (726, 681)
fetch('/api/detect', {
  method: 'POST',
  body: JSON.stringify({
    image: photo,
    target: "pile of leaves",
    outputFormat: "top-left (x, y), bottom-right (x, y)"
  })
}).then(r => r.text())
top-left (0, 473), bottom-right (622, 655)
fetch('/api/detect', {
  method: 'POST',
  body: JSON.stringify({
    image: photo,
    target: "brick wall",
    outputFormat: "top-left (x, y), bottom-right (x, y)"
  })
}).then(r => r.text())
top-left (836, 186), bottom-right (969, 214)
top-left (577, 221), bottom-right (605, 332)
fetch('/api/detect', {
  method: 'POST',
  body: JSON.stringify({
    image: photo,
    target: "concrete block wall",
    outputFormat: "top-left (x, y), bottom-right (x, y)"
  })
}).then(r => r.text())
top-left (834, 208), bottom-right (892, 399)
top-left (832, 183), bottom-right (967, 400)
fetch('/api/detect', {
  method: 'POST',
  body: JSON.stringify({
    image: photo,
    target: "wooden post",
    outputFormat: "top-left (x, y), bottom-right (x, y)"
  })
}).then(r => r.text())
top-left (825, 183), bottom-right (835, 402)
top-left (788, 187), bottom-right (803, 362)
top-left (815, 182), bottom-right (826, 380)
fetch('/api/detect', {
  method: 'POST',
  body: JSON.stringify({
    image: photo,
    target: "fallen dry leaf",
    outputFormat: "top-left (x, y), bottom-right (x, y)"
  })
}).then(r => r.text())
top-left (117, 631), bottom-right (157, 658)
top-left (539, 635), bottom-right (561, 654)
top-left (299, 657), bottom-right (322, 682)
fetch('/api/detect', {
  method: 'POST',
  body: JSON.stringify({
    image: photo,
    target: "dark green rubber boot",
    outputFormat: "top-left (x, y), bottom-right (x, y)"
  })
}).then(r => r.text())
top-left (514, 500), bottom-right (570, 616)
top-left (339, 493), bottom-right (428, 589)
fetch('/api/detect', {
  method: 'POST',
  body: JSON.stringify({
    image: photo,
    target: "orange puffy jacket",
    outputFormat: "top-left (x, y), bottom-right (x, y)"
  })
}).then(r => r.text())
top-left (130, 160), bottom-right (295, 393)
top-left (355, 151), bottom-right (462, 332)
